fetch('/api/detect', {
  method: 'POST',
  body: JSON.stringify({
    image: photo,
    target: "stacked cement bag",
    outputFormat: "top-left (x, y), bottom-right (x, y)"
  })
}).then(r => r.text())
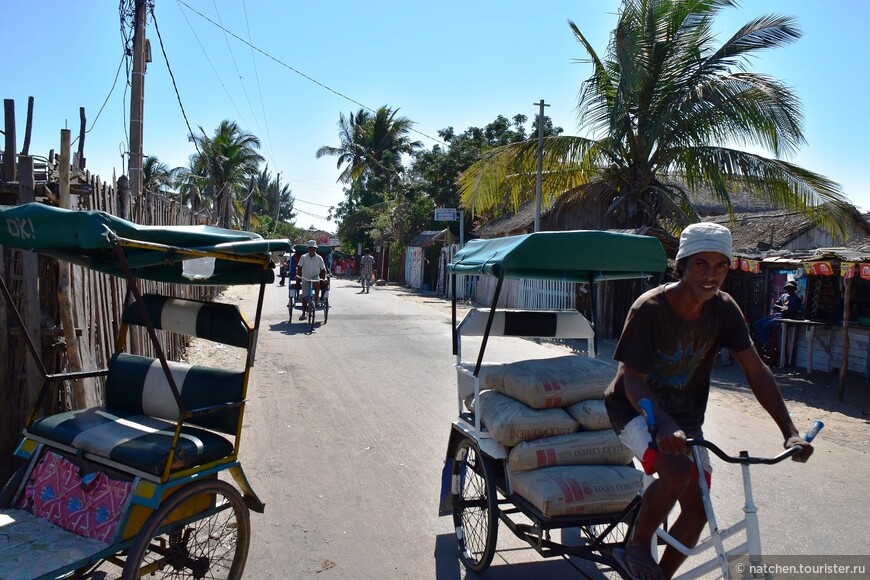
top-left (477, 355), bottom-right (643, 517)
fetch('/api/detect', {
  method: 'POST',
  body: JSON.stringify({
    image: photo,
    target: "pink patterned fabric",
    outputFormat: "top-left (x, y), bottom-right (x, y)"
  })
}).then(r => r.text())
top-left (17, 450), bottom-right (133, 543)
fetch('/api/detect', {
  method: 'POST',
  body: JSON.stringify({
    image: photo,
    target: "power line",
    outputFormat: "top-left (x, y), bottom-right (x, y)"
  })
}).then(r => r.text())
top-left (176, 0), bottom-right (252, 132)
top-left (242, 0), bottom-right (278, 169)
top-left (294, 197), bottom-right (335, 208)
top-left (210, 0), bottom-right (275, 169)
top-left (150, 3), bottom-right (200, 154)
top-left (175, 0), bottom-right (447, 147)
top-left (72, 52), bottom-right (126, 147)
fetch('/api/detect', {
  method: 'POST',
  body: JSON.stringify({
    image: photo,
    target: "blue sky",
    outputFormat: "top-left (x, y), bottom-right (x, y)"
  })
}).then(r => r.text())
top-left (4, 1), bottom-right (868, 233)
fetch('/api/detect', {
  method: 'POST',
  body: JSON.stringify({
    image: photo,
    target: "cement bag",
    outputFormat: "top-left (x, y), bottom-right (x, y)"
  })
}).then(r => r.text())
top-left (485, 355), bottom-right (615, 409)
top-left (511, 465), bottom-right (643, 517)
top-left (566, 399), bottom-right (612, 431)
top-left (479, 390), bottom-right (579, 447)
top-left (508, 430), bottom-right (633, 472)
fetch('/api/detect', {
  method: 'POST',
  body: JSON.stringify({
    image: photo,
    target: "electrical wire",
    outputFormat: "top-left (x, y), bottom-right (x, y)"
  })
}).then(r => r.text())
top-left (294, 197), bottom-right (334, 208)
top-left (71, 52), bottom-right (126, 147)
top-left (242, 0), bottom-right (278, 171)
top-left (210, 0), bottom-right (273, 168)
top-left (176, 0), bottom-right (252, 131)
top-left (149, 3), bottom-right (201, 155)
top-left (175, 0), bottom-right (447, 147)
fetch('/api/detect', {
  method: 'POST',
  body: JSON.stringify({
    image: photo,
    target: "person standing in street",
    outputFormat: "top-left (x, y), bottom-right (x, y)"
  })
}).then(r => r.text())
top-left (359, 248), bottom-right (375, 294)
top-left (296, 240), bottom-right (327, 319)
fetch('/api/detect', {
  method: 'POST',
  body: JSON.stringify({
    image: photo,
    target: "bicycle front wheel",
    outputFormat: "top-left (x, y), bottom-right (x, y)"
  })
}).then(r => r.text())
top-left (122, 479), bottom-right (250, 579)
top-left (323, 298), bottom-right (329, 324)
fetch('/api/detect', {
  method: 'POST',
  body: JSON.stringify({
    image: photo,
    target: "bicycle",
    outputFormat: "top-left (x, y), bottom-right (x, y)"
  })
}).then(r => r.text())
top-left (299, 277), bottom-right (329, 331)
top-left (632, 399), bottom-right (823, 580)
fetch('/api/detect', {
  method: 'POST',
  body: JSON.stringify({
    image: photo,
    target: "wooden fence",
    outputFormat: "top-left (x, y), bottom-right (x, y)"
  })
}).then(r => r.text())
top-left (0, 98), bottom-right (219, 483)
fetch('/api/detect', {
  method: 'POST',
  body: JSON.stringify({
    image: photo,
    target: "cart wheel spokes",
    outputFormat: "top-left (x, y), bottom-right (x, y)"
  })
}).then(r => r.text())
top-left (122, 479), bottom-right (250, 579)
top-left (451, 437), bottom-right (498, 573)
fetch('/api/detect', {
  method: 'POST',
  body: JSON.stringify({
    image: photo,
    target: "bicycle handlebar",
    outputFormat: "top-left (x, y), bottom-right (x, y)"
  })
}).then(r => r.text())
top-left (684, 438), bottom-right (801, 465)
top-left (636, 398), bottom-right (821, 466)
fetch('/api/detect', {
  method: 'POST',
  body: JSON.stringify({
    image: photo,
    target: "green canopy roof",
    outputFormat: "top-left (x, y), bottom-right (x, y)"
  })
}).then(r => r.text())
top-left (449, 230), bottom-right (667, 283)
top-left (0, 203), bottom-right (292, 285)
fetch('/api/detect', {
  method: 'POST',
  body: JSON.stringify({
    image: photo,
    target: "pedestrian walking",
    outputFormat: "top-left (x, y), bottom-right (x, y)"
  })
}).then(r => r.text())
top-left (359, 248), bottom-right (375, 293)
top-left (278, 256), bottom-right (289, 286)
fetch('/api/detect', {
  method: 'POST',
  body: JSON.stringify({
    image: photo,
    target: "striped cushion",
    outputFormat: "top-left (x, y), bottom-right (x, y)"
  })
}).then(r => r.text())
top-left (26, 408), bottom-right (233, 477)
top-left (122, 294), bottom-right (251, 348)
top-left (105, 353), bottom-right (243, 434)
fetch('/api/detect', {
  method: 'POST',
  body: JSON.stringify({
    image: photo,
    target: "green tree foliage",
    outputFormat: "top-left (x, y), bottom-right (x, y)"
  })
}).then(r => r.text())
top-left (318, 106), bottom-right (422, 250)
top-left (142, 155), bottom-right (172, 196)
top-left (408, 114), bottom-right (562, 238)
top-left (458, 0), bottom-right (852, 235)
top-left (189, 120), bottom-right (264, 229)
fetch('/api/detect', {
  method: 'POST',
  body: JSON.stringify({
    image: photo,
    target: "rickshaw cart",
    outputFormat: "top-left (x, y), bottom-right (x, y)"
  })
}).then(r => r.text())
top-left (0, 203), bottom-right (291, 579)
top-left (439, 231), bottom-right (667, 576)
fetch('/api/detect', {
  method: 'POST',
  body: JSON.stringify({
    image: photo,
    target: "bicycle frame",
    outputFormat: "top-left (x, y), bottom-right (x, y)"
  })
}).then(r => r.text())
top-left (658, 440), bottom-right (804, 580)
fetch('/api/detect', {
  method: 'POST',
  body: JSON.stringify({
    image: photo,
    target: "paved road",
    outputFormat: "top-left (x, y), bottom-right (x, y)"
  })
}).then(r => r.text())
top-left (217, 278), bottom-right (868, 579)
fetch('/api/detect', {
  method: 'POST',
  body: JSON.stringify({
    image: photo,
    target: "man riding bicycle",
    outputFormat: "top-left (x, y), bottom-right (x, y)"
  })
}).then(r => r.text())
top-left (296, 240), bottom-right (327, 320)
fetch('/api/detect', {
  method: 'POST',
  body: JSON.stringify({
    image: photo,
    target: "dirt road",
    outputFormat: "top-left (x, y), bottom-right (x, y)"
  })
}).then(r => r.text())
top-left (185, 280), bottom-right (870, 578)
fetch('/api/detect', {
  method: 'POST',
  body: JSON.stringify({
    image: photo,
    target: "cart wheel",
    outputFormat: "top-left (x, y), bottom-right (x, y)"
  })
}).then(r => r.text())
top-left (0, 463), bottom-right (27, 509)
top-left (451, 437), bottom-right (498, 573)
top-left (122, 479), bottom-right (250, 580)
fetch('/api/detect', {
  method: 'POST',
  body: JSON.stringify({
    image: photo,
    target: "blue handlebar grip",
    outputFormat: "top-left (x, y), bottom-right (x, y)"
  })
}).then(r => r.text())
top-left (638, 399), bottom-right (655, 428)
top-left (804, 420), bottom-right (824, 443)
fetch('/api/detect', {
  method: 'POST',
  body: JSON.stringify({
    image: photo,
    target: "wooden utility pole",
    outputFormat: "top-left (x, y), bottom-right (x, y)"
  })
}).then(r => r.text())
top-left (533, 99), bottom-right (549, 232)
top-left (128, 0), bottom-right (147, 199)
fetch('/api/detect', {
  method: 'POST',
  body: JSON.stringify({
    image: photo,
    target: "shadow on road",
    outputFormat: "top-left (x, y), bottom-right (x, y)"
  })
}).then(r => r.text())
top-left (268, 321), bottom-right (326, 335)
top-left (433, 534), bottom-right (612, 579)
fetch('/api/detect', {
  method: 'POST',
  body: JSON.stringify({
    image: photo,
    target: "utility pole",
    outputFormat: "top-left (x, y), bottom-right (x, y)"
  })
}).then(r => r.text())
top-left (128, 0), bottom-right (147, 200)
top-left (534, 99), bottom-right (549, 232)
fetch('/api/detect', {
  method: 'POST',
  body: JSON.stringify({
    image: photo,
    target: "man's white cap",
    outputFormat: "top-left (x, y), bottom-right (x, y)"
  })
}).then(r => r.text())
top-left (307, 240), bottom-right (317, 248)
top-left (675, 222), bottom-right (732, 262)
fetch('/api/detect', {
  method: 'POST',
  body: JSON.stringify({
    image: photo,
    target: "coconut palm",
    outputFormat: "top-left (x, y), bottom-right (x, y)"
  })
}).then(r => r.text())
top-left (316, 109), bottom-right (372, 184)
top-left (191, 120), bottom-right (263, 228)
top-left (319, 106), bottom-right (423, 249)
top-left (170, 158), bottom-right (211, 219)
top-left (142, 156), bottom-right (172, 196)
top-left (459, 0), bottom-right (851, 235)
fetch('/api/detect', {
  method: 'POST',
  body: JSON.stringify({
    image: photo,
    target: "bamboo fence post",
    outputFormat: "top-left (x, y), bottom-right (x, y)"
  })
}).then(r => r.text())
top-left (56, 130), bottom-right (89, 408)
top-left (21, 97), bottom-right (34, 156)
top-left (77, 107), bottom-right (86, 170)
top-left (18, 156), bottom-right (41, 413)
top-left (3, 99), bottom-right (16, 181)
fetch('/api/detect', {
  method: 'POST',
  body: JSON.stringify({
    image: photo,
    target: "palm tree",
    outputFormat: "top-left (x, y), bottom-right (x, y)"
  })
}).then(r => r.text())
top-left (142, 156), bottom-right (172, 197)
top-left (316, 109), bottom-right (372, 184)
top-left (318, 106), bottom-right (422, 249)
top-left (170, 157), bottom-right (211, 220)
top-left (191, 120), bottom-right (263, 228)
top-left (459, 0), bottom-right (851, 236)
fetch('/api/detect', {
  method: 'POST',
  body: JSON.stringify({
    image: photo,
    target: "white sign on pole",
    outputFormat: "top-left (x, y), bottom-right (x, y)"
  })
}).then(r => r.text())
top-left (434, 208), bottom-right (457, 221)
